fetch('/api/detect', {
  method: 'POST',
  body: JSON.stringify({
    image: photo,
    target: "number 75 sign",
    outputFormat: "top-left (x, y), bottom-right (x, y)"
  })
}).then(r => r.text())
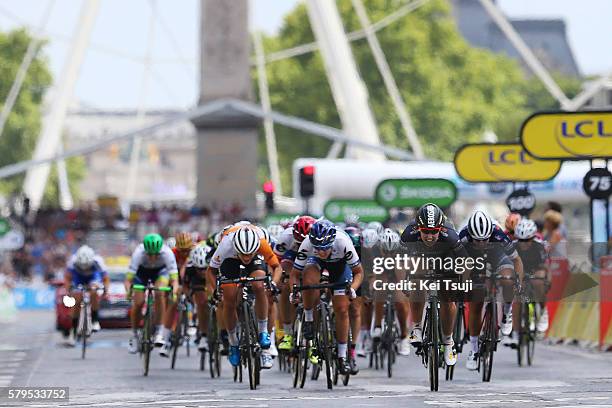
top-left (582, 168), bottom-right (612, 200)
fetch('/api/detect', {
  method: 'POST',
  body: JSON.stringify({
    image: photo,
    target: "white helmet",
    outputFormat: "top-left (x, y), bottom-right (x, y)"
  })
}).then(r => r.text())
top-left (75, 245), bottom-right (95, 269)
top-left (361, 228), bottom-right (379, 249)
top-left (235, 220), bottom-right (252, 227)
top-left (366, 221), bottom-right (384, 235)
top-left (267, 224), bottom-right (285, 240)
top-left (233, 227), bottom-right (261, 255)
top-left (165, 237), bottom-right (176, 249)
top-left (344, 214), bottom-right (360, 226)
top-left (379, 228), bottom-right (400, 252)
top-left (515, 219), bottom-right (537, 240)
top-left (468, 210), bottom-right (494, 241)
top-left (257, 226), bottom-right (271, 243)
top-left (190, 245), bottom-right (211, 268)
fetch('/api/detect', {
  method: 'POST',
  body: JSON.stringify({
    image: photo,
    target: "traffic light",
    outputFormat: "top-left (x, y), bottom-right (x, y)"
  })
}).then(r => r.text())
top-left (263, 180), bottom-right (275, 213)
top-left (299, 166), bottom-right (315, 198)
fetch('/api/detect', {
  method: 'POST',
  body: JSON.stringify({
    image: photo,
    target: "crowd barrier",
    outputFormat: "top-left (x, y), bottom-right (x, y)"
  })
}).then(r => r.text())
top-left (11, 285), bottom-right (55, 310)
top-left (547, 256), bottom-right (612, 350)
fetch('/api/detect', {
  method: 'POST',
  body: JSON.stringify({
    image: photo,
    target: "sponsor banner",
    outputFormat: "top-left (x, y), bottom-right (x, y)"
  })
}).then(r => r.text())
top-left (375, 179), bottom-right (457, 208)
top-left (12, 286), bottom-right (55, 310)
top-left (323, 199), bottom-right (389, 223)
top-left (454, 143), bottom-right (561, 183)
top-left (521, 111), bottom-right (612, 160)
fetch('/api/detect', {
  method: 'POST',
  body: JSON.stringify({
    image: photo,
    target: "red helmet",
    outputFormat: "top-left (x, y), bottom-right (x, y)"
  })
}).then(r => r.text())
top-left (293, 216), bottom-right (316, 242)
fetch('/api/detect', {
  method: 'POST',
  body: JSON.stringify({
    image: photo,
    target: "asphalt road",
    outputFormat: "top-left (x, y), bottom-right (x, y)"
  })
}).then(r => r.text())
top-left (1, 310), bottom-right (611, 408)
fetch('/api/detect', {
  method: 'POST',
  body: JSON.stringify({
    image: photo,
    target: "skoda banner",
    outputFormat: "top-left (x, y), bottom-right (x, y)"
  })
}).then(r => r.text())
top-left (324, 199), bottom-right (389, 223)
top-left (375, 179), bottom-right (457, 208)
top-left (454, 143), bottom-right (561, 183)
top-left (521, 111), bottom-right (612, 160)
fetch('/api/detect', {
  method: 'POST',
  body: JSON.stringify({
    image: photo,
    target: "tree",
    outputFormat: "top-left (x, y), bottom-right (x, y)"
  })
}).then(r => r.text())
top-left (254, 0), bottom-right (583, 194)
top-left (0, 29), bottom-right (52, 196)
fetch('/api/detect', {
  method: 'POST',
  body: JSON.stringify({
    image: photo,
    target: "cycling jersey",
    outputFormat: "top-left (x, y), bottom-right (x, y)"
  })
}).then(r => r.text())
top-left (459, 224), bottom-right (518, 260)
top-left (128, 244), bottom-right (178, 284)
top-left (515, 239), bottom-right (547, 275)
top-left (273, 226), bottom-right (302, 261)
top-left (293, 230), bottom-right (360, 271)
top-left (209, 230), bottom-right (279, 270)
top-left (172, 247), bottom-right (190, 268)
top-left (67, 254), bottom-right (107, 286)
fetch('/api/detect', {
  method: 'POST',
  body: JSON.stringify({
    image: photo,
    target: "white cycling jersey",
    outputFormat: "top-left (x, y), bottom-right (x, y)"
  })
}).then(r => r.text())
top-left (293, 230), bottom-right (360, 271)
top-left (273, 226), bottom-right (301, 258)
top-left (128, 244), bottom-right (178, 275)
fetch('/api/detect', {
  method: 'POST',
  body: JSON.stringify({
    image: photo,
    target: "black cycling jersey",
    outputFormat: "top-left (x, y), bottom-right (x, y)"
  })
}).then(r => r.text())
top-left (515, 239), bottom-right (547, 275)
top-left (400, 220), bottom-right (470, 261)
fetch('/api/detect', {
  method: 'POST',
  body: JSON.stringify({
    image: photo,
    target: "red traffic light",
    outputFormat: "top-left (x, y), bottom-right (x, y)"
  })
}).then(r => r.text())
top-left (263, 180), bottom-right (275, 193)
top-left (302, 165), bottom-right (315, 176)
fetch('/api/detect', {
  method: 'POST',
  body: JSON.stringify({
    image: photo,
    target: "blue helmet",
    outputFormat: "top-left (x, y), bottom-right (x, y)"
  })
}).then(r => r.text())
top-left (309, 220), bottom-right (337, 249)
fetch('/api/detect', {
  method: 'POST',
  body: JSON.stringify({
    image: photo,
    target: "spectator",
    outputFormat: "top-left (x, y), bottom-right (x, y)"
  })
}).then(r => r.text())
top-left (543, 209), bottom-right (567, 258)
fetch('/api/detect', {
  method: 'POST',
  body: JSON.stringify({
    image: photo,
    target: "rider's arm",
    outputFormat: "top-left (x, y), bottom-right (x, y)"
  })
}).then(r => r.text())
top-left (205, 267), bottom-right (218, 295)
top-left (350, 264), bottom-right (364, 291)
top-left (258, 239), bottom-right (282, 285)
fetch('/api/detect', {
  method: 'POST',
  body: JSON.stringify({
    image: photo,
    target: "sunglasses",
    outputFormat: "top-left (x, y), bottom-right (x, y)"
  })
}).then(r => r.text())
top-left (418, 227), bottom-right (441, 234)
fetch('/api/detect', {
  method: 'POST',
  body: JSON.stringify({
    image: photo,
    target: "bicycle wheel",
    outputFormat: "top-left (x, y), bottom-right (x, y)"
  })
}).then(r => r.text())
top-left (81, 305), bottom-right (88, 360)
top-left (454, 303), bottom-right (465, 354)
top-left (294, 314), bottom-right (308, 388)
top-left (241, 303), bottom-right (257, 390)
top-left (208, 307), bottom-right (220, 377)
top-left (171, 312), bottom-right (182, 369)
top-left (385, 303), bottom-right (395, 378)
top-left (143, 309), bottom-right (152, 376)
top-left (517, 302), bottom-right (527, 367)
top-left (481, 303), bottom-right (496, 382)
top-left (427, 303), bottom-right (439, 392)
top-left (527, 303), bottom-right (536, 366)
top-left (183, 308), bottom-right (190, 358)
top-left (320, 307), bottom-right (333, 390)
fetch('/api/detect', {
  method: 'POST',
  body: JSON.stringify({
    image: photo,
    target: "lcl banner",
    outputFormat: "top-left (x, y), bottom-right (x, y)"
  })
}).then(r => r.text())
top-left (453, 143), bottom-right (561, 183)
top-left (521, 111), bottom-right (612, 160)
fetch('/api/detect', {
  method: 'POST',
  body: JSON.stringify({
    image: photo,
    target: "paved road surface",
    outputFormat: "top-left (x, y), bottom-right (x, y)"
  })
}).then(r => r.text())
top-left (1, 311), bottom-right (611, 407)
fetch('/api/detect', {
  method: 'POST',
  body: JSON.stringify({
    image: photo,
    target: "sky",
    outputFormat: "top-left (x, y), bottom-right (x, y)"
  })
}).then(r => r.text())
top-left (0, 0), bottom-right (610, 109)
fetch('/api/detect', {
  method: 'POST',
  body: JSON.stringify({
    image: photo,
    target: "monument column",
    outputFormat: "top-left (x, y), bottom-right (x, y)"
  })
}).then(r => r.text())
top-left (192, 0), bottom-right (259, 213)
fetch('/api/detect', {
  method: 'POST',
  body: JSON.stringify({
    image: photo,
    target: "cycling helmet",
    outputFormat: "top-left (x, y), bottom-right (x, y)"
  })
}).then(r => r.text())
top-left (175, 231), bottom-right (193, 250)
top-left (235, 220), bottom-right (252, 227)
top-left (233, 227), bottom-right (261, 255)
top-left (344, 213), bottom-right (360, 226)
top-left (293, 215), bottom-right (316, 242)
top-left (257, 226), bottom-right (271, 243)
top-left (165, 237), bottom-right (176, 249)
top-left (361, 228), bottom-right (379, 249)
top-left (366, 221), bottom-right (384, 235)
top-left (468, 210), bottom-right (494, 241)
top-left (143, 233), bottom-right (164, 255)
top-left (505, 213), bottom-right (521, 232)
top-left (379, 228), bottom-right (400, 252)
top-left (190, 245), bottom-right (211, 268)
top-left (416, 203), bottom-right (445, 229)
top-left (344, 226), bottom-right (361, 248)
top-left (267, 224), bottom-right (285, 240)
top-left (75, 245), bottom-right (95, 269)
top-left (515, 219), bottom-right (537, 240)
top-left (309, 220), bottom-right (337, 249)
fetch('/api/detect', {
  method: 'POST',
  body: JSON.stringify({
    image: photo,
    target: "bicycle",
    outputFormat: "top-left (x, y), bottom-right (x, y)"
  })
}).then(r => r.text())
top-left (416, 269), bottom-right (444, 392)
top-left (291, 280), bottom-right (349, 390)
top-left (207, 290), bottom-right (222, 377)
top-left (475, 273), bottom-right (514, 382)
top-left (170, 290), bottom-right (195, 369)
top-left (65, 284), bottom-right (104, 360)
top-left (516, 276), bottom-right (545, 367)
top-left (218, 274), bottom-right (272, 390)
top-left (131, 281), bottom-right (171, 376)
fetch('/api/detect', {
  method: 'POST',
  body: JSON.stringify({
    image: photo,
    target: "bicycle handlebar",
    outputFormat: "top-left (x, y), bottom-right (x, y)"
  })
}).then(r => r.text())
top-left (217, 275), bottom-right (271, 286)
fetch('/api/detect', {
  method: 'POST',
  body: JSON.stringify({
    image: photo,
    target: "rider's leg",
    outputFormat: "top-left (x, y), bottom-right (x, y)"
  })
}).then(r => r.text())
top-left (333, 295), bottom-right (350, 357)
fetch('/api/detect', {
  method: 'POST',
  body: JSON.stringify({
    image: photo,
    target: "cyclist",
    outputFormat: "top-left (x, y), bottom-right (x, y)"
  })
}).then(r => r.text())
top-left (185, 243), bottom-right (213, 352)
top-left (366, 221), bottom-right (385, 236)
top-left (206, 226), bottom-right (282, 369)
top-left (125, 233), bottom-right (178, 354)
top-left (400, 203), bottom-right (467, 367)
top-left (290, 220), bottom-right (364, 375)
top-left (159, 232), bottom-right (195, 357)
top-left (64, 245), bottom-right (109, 342)
top-left (273, 216), bottom-right (316, 353)
top-left (459, 210), bottom-right (522, 370)
top-left (267, 224), bottom-right (285, 241)
top-left (371, 228), bottom-right (411, 356)
top-left (514, 219), bottom-right (551, 335)
top-left (504, 213), bottom-right (522, 240)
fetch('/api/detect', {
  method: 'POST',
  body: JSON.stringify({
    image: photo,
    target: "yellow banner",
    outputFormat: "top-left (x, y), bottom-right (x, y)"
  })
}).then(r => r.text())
top-left (521, 111), bottom-right (612, 159)
top-left (454, 143), bottom-right (561, 183)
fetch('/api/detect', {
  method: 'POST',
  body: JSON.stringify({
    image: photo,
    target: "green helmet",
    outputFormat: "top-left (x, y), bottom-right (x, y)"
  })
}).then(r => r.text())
top-left (143, 233), bottom-right (163, 255)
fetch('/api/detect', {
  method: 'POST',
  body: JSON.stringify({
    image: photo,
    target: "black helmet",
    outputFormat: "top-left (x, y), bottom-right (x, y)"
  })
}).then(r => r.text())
top-left (416, 203), bottom-right (445, 229)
